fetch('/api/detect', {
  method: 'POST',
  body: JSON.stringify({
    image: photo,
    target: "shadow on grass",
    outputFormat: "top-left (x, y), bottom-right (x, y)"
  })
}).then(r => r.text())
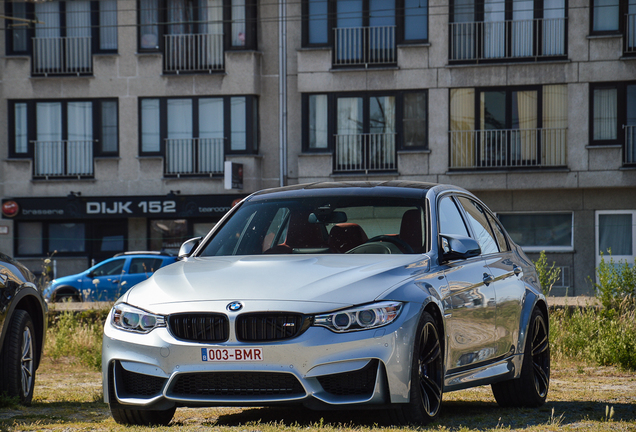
top-left (0, 401), bottom-right (109, 427)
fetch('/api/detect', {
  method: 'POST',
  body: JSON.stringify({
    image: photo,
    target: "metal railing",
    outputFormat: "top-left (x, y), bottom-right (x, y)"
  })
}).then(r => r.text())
top-left (449, 128), bottom-right (567, 169)
top-left (165, 138), bottom-right (225, 176)
top-left (449, 17), bottom-right (566, 61)
top-left (32, 36), bottom-right (92, 75)
top-left (333, 25), bottom-right (396, 67)
top-left (625, 125), bottom-right (636, 165)
top-left (334, 133), bottom-right (397, 173)
top-left (164, 33), bottom-right (224, 73)
top-left (33, 140), bottom-right (94, 178)
top-left (626, 14), bottom-right (636, 54)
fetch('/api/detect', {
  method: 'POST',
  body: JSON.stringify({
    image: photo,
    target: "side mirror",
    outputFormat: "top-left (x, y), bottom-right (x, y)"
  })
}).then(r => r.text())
top-left (439, 234), bottom-right (481, 262)
top-left (178, 237), bottom-right (202, 260)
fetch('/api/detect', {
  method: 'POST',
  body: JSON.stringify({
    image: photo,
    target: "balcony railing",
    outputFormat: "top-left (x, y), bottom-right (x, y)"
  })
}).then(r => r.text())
top-left (33, 140), bottom-right (94, 178)
top-left (334, 133), bottom-right (397, 173)
top-left (626, 13), bottom-right (636, 54)
top-left (32, 36), bottom-right (92, 76)
top-left (165, 138), bottom-right (225, 176)
top-left (449, 17), bottom-right (566, 62)
top-left (333, 25), bottom-right (396, 67)
top-left (449, 128), bottom-right (567, 169)
top-left (626, 125), bottom-right (636, 165)
top-left (164, 33), bottom-right (224, 73)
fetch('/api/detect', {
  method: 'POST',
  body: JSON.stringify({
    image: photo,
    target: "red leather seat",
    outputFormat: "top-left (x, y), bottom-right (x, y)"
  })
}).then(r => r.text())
top-left (328, 223), bottom-right (368, 253)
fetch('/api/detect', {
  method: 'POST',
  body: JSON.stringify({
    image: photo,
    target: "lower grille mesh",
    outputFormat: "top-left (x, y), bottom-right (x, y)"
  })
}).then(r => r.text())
top-left (117, 363), bottom-right (166, 397)
top-left (317, 359), bottom-right (378, 396)
top-left (171, 372), bottom-right (305, 397)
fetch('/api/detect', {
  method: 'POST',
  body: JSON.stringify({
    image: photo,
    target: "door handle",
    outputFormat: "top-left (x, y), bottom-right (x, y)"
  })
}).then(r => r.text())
top-left (483, 273), bottom-right (495, 285)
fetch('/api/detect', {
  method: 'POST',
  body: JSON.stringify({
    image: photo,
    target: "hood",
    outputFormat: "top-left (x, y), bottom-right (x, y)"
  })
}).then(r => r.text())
top-left (126, 254), bottom-right (429, 311)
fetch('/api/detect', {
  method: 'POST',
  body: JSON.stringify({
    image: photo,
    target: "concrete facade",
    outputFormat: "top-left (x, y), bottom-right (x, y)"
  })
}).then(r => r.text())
top-left (0, 0), bottom-right (635, 295)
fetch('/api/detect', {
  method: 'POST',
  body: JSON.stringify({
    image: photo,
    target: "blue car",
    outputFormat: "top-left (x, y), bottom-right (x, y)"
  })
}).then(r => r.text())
top-left (43, 252), bottom-right (177, 302)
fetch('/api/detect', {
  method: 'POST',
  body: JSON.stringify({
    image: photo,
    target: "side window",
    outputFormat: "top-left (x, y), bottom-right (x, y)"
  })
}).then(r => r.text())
top-left (486, 212), bottom-right (510, 252)
top-left (92, 259), bottom-right (125, 277)
top-left (457, 197), bottom-right (499, 255)
top-left (438, 196), bottom-right (469, 237)
top-left (129, 258), bottom-right (163, 275)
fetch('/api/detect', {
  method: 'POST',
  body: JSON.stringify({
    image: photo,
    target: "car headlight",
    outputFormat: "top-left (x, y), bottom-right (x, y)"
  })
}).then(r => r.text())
top-left (313, 301), bottom-right (403, 333)
top-left (111, 303), bottom-right (166, 334)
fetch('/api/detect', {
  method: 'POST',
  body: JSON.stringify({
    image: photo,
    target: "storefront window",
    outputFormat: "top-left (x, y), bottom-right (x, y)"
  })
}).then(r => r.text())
top-left (150, 219), bottom-right (188, 253)
top-left (49, 223), bottom-right (85, 253)
top-left (17, 223), bottom-right (43, 255)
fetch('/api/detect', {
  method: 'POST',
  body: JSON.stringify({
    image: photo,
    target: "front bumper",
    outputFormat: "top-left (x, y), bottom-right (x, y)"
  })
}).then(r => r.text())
top-left (102, 302), bottom-right (422, 410)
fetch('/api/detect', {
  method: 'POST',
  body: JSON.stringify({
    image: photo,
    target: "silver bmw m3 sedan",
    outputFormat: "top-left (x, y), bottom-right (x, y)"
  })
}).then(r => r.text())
top-left (102, 181), bottom-right (550, 426)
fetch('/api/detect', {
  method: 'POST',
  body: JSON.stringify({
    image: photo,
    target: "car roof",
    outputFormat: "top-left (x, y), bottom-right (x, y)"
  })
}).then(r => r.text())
top-left (112, 251), bottom-right (176, 258)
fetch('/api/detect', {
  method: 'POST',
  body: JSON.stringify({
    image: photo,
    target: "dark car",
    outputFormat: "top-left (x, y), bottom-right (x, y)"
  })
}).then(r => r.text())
top-left (43, 252), bottom-right (177, 303)
top-left (0, 253), bottom-right (47, 404)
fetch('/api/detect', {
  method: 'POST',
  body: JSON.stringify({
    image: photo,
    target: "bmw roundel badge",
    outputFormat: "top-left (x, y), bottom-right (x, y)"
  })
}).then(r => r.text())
top-left (227, 301), bottom-right (243, 312)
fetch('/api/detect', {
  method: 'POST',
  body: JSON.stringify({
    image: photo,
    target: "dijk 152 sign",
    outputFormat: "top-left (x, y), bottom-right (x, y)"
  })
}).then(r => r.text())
top-left (2, 195), bottom-right (244, 220)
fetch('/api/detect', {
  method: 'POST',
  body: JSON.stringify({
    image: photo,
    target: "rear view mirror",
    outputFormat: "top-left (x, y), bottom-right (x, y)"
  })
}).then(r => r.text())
top-left (439, 234), bottom-right (481, 261)
top-left (308, 211), bottom-right (347, 224)
top-left (178, 237), bottom-right (202, 260)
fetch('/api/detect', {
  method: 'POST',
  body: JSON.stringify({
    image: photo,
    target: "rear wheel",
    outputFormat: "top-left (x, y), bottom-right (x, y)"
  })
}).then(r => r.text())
top-left (0, 310), bottom-right (36, 405)
top-left (492, 307), bottom-right (550, 407)
top-left (389, 311), bottom-right (443, 425)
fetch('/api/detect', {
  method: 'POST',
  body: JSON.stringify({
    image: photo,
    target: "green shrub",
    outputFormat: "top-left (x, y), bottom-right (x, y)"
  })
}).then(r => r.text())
top-left (533, 250), bottom-right (561, 296)
top-left (593, 252), bottom-right (636, 312)
top-left (46, 310), bottom-right (106, 371)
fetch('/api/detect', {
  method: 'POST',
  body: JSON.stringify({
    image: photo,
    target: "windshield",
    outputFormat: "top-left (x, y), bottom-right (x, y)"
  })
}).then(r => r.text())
top-left (199, 196), bottom-right (427, 256)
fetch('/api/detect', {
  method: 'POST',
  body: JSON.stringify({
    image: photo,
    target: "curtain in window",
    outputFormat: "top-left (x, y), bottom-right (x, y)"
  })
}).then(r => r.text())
top-left (36, 102), bottom-right (63, 175)
top-left (66, 1), bottom-right (91, 70)
top-left (201, 0), bottom-right (224, 67)
top-left (167, 99), bottom-right (194, 173)
top-left (101, 101), bottom-right (118, 153)
top-left (67, 101), bottom-right (93, 175)
top-left (308, 0), bottom-right (329, 44)
top-left (35, 2), bottom-right (61, 70)
top-left (543, 0), bottom-right (565, 55)
top-left (140, 0), bottom-right (160, 49)
top-left (14, 103), bottom-right (28, 154)
top-left (484, 0), bottom-right (505, 58)
top-left (231, 97), bottom-right (247, 150)
top-left (232, 0), bottom-right (246, 46)
top-left (168, 0), bottom-right (187, 34)
top-left (593, 88), bottom-right (617, 140)
top-left (450, 88), bottom-right (475, 167)
top-left (599, 214), bottom-right (633, 256)
top-left (403, 92), bottom-right (427, 148)
top-left (543, 85), bottom-right (567, 165)
top-left (100, 0), bottom-right (118, 50)
top-left (370, 96), bottom-right (396, 167)
top-left (199, 98), bottom-right (224, 173)
top-left (594, 0), bottom-right (619, 31)
top-left (337, 97), bottom-right (363, 168)
top-left (512, 91), bottom-right (538, 163)
top-left (141, 99), bottom-right (161, 152)
top-left (512, 0), bottom-right (534, 57)
top-left (309, 95), bottom-right (328, 149)
top-left (451, 0), bottom-right (475, 60)
top-left (405, 0), bottom-right (428, 40)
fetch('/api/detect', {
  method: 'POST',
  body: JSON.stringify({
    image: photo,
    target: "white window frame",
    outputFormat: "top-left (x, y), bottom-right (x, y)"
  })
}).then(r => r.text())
top-left (595, 210), bottom-right (636, 268)
top-left (496, 211), bottom-right (574, 253)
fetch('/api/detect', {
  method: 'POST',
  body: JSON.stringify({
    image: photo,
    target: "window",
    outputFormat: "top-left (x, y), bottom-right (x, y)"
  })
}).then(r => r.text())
top-left (139, 0), bottom-right (256, 72)
top-left (591, 0), bottom-right (636, 36)
top-left (498, 213), bottom-right (573, 251)
top-left (150, 219), bottom-right (188, 253)
top-left (8, 99), bottom-right (119, 178)
top-left (449, 0), bottom-right (566, 62)
top-left (456, 197), bottom-right (499, 255)
top-left (129, 258), bottom-right (164, 274)
top-left (140, 96), bottom-right (257, 176)
top-left (449, 85), bottom-right (568, 169)
top-left (303, 91), bottom-right (427, 171)
top-left (438, 196), bottom-right (470, 237)
top-left (590, 82), bottom-right (636, 164)
top-left (596, 211), bottom-right (636, 267)
top-left (92, 258), bottom-right (125, 277)
top-left (5, 0), bottom-right (117, 74)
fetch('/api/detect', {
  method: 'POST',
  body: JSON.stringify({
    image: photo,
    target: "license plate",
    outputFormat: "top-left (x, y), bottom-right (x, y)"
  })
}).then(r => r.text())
top-left (201, 347), bottom-right (263, 362)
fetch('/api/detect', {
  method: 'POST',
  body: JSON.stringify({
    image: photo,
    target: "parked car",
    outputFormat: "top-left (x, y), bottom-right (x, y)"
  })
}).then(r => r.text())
top-left (44, 252), bottom-right (177, 303)
top-left (102, 182), bottom-right (550, 426)
top-left (0, 253), bottom-right (47, 404)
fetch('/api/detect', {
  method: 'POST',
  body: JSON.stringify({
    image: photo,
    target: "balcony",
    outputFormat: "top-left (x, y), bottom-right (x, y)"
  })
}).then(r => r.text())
top-left (626, 125), bottom-right (636, 165)
top-left (333, 26), bottom-right (396, 67)
top-left (163, 33), bottom-right (224, 74)
top-left (626, 13), bottom-right (636, 55)
top-left (449, 17), bottom-right (566, 62)
top-left (33, 140), bottom-right (94, 179)
top-left (449, 128), bottom-right (567, 169)
top-left (334, 133), bottom-right (397, 173)
top-left (165, 138), bottom-right (225, 177)
top-left (32, 36), bottom-right (92, 76)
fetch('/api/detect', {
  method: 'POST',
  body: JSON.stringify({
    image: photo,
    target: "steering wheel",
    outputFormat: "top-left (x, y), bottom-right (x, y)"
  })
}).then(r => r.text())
top-left (365, 235), bottom-right (414, 254)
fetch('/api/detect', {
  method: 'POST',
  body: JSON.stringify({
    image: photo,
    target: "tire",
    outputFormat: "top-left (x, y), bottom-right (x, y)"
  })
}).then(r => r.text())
top-left (0, 310), bottom-right (36, 405)
top-left (53, 288), bottom-right (81, 303)
top-left (491, 307), bottom-right (550, 407)
top-left (389, 311), bottom-right (444, 425)
top-left (110, 405), bottom-right (176, 426)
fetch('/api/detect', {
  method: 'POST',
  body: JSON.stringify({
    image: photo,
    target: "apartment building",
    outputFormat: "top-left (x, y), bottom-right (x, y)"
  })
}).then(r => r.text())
top-left (1, 0), bottom-right (635, 295)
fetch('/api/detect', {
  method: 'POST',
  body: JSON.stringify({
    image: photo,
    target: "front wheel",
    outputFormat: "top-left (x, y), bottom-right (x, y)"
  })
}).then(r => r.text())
top-left (389, 311), bottom-right (443, 425)
top-left (0, 310), bottom-right (36, 405)
top-left (491, 307), bottom-right (550, 407)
